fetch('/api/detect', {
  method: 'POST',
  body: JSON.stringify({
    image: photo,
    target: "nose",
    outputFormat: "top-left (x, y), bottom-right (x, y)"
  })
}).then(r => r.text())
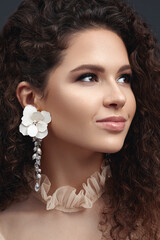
top-left (103, 80), bottom-right (126, 109)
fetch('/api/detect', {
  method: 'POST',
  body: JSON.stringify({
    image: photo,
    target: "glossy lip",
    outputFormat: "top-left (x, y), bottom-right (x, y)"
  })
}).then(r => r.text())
top-left (96, 116), bottom-right (127, 122)
top-left (96, 116), bottom-right (127, 131)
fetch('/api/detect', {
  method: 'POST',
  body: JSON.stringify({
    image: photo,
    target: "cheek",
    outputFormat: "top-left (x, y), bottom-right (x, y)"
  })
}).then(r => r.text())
top-left (126, 89), bottom-right (136, 120)
top-left (46, 87), bottom-right (97, 140)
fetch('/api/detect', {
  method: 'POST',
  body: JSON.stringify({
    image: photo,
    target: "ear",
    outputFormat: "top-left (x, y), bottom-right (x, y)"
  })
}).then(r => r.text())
top-left (16, 81), bottom-right (40, 109)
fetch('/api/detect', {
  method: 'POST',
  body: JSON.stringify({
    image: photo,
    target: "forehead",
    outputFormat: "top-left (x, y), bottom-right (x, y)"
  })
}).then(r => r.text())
top-left (60, 28), bottom-right (130, 69)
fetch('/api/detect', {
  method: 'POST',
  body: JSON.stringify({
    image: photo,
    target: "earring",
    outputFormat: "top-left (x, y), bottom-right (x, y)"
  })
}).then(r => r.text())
top-left (32, 137), bottom-right (42, 192)
top-left (19, 105), bottom-right (51, 192)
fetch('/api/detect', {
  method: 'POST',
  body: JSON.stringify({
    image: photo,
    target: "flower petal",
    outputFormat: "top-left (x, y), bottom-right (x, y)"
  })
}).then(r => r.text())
top-left (23, 105), bottom-right (37, 116)
top-left (21, 116), bottom-right (33, 126)
top-left (31, 112), bottom-right (44, 121)
top-left (37, 121), bottom-right (47, 132)
top-left (22, 105), bottom-right (37, 126)
top-left (36, 129), bottom-right (48, 139)
top-left (27, 124), bottom-right (38, 137)
top-left (41, 111), bottom-right (51, 124)
top-left (19, 124), bottom-right (28, 136)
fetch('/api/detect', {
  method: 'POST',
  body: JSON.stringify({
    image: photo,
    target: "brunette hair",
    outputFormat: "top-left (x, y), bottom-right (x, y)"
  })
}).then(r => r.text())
top-left (0, 0), bottom-right (160, 239)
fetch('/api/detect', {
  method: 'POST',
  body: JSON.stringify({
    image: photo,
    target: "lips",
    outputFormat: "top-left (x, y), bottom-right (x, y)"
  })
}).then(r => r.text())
top-left (96, 116), bottom-right (126, 122)
top-left (96, 116), bottom-right (127, 131)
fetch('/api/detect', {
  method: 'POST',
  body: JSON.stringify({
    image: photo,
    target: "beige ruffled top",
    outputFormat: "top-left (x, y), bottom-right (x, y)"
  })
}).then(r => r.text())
top-left (0, 159), bottom-right (153, 240)
top-left (33, 159), bottom-right (112, 213)
top-left (0, 160), bottom-right (113, 240)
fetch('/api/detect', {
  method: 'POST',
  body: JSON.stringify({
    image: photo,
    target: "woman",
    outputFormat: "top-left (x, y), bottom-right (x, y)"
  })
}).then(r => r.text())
top-left (0, 0), bottom-right (160, 239)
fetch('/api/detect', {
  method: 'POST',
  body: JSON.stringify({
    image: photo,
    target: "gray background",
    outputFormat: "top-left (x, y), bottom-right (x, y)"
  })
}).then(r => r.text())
top-left (0, 0), bottom-right (160, 42)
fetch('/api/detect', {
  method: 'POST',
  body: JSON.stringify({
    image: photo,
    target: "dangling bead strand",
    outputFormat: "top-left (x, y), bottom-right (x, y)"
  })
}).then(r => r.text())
top-left (32, 137), bottom-right (42, 192)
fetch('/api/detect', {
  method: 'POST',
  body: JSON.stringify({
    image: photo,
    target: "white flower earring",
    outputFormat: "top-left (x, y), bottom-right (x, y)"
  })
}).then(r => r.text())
top-left (19, 105), bottom-right (51, 192)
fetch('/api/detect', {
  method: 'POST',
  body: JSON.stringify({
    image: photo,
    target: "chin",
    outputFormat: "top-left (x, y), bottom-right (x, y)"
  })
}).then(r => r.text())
top-left (105, 146), bottom-right (123, 154)
top-left (93, 138), bottom-right (125, 154)
top-left (102, 146), bottom-right (123, 154)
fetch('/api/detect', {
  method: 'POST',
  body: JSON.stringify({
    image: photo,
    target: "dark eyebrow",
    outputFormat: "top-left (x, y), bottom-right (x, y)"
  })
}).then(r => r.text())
top-left (117, 65), bottom-right (132, 74)
top-left (70, 64), bottom-right (132, 73)
top-left (70, 64), bottom-right (105, 73)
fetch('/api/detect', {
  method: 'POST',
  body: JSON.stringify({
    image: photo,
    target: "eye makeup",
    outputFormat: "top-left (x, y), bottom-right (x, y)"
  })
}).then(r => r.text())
top-left (75, 72), bottom-right (133, 84)
top-left (117, 73), bottom-right (133, 84)
top-left (76, 73), bottom-right (98, 82)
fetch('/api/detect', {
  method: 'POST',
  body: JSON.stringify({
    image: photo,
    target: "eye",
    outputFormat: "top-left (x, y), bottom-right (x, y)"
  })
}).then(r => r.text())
top-left (117, 74), bottom-right (133, 84)
top-left (76, 73), bottom-right (98, 82)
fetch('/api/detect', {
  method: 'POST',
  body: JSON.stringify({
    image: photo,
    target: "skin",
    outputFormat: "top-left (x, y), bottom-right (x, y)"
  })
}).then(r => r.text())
top-left (17, 28), bottom-right (136, 193)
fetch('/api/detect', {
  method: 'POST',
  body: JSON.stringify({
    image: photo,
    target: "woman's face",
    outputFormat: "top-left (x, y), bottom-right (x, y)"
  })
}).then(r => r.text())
top-left (39, 29), bottom-right (136, 153)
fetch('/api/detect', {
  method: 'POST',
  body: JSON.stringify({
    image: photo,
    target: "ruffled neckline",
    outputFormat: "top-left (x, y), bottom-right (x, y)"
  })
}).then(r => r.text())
top-left (33, 160), bottom-right (112, 212)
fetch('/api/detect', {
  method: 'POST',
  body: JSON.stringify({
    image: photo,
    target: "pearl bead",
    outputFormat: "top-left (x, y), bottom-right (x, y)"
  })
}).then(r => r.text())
top-left (37, 174), bottom-right (41, 179)
top-left (36, 155), bottom-right (41, 161)
top-left (36, 159), bottom-right (40, 165)
top-left (35, 183), bottom-right (40, 192)
top-left (37, 148), bottom-right (42, 155)
top-left (32, 153), bottom-right (37, 160)
top-left (34, 141), bottom-right (38, 147)
top-left (33, 147), bottom-right (37, 152)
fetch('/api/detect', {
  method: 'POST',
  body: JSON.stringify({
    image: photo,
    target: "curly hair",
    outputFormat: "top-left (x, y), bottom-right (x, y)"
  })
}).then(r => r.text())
top-left (0, 0), bottom-right (160, 239)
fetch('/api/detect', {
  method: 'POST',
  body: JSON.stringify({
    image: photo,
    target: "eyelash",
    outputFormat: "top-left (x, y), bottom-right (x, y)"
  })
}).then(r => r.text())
top-left (76, 73), bottom-right (97, 82)
top-left (76, 73), bottom-right (132, 84)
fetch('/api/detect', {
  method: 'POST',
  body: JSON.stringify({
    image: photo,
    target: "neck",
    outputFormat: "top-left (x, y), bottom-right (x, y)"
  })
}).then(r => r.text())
top-left (41, 134), bottom-right (104, 194)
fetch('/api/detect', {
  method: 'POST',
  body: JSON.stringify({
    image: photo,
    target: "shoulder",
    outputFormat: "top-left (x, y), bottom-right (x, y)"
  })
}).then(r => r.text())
top-left (0, 194), bottom-right (44, 239)
top-left (0, 233), bottom-right (5, 240)
top-left (0, 211), bottom-right (7, 240)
